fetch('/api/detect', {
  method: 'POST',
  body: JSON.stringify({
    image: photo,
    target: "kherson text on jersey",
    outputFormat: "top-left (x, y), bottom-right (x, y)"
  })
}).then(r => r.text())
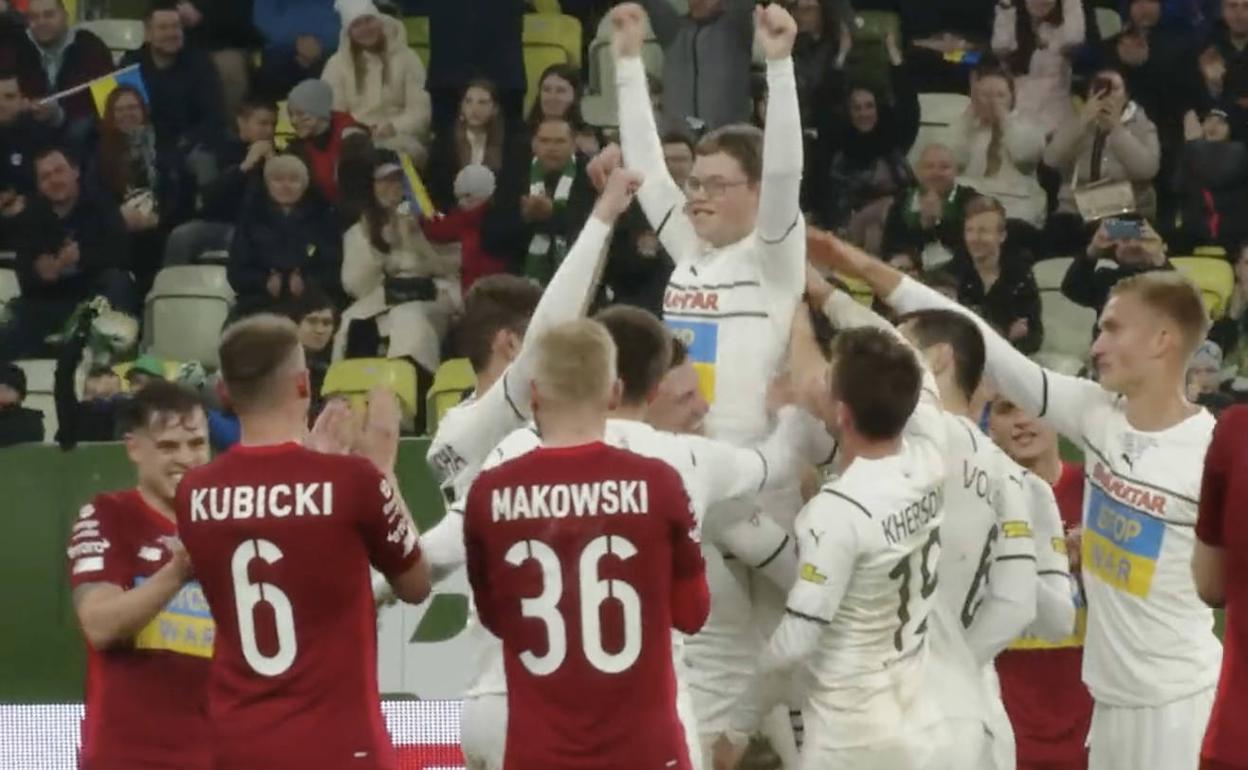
top-left (881, 487), bottom-right (944, 546)
top-left (188, 483), bottom-right (334, 522)
top-left (490, 480), bottom-right (651, 522)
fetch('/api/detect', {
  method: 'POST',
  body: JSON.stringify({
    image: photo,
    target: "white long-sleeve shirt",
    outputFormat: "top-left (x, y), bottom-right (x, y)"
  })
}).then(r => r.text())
top-left (885, 275), bottom-right (1221, 707)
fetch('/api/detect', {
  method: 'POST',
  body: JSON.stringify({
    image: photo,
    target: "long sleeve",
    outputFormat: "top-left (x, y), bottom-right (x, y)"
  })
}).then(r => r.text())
top-left (890, 64), bottom-right (921, 154)
top-left (616, 55), bottom-right (700, 264)
top-left (390, 50), bottom-right (432, 139)
top-left (1025, 473), bottom-right (1078, 642)
top-left (1059, 254), bottom-right (1107, 310)
top-left (885, 275), bottom-right (1111, 443)
top-left (992, 5), bottom-right (1019, 55)
top-left (1043, 116), bottom-right (1088, 172)
top-left (1054, 0), bottom-right (1087, 50)
top-left (1011, 268), bottom-right (1044, 355)
top-left (757, 57), bottom-right (806, 297)
top-left (421, 504), bottom-right (466, 585)
top-left (663, 471), bottom-right (710, 634)
top-left (1002, 115), bottom-right (1046, 172)
top-left (1106, 120), bottom-right (1161, 181)
top-left (716, 515), bottom-right (797, 591)
top-left (638, 0), bottom-right (681, 46)
top-left (340, 223), bottom-right (385, 299)
top-left (462, 481), bottom-right (499, 635)
top-left (227, 219), bottom-right (268, 295)
top-left (321, 53), bottom-right (350, 113)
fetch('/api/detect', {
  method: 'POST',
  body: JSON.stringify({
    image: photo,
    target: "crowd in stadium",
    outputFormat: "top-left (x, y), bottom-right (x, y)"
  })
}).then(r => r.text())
top-left (5, 0), bottom-right (1248, 769)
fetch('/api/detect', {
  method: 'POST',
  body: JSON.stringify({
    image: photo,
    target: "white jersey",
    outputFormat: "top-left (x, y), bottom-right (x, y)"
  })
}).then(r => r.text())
top-left (888, 275), bottom-right (1223, 708)
top-left (1021, 471), bottom-right (1079, 644)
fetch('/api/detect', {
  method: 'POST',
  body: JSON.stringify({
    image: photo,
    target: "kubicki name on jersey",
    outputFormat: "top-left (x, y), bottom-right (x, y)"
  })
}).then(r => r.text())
top-left (491, 480), bottom-right (651, 522)
top-left (189, 483), bottom-right (335, 522)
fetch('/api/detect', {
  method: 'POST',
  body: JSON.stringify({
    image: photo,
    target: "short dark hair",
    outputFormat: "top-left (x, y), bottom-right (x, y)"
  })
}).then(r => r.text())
top-left (218, 314), bottom-right (302, 413)
top-left (237, 96), bottom-right (278, 119)
top-left (115, 380), bottom-right (203, 435)
top-left (284, 284), bottom-right (336, 324)
top-left (668, 336), bottom-right (688, 369)
top-left (896, 309), bottom-right (985, 402)
top-left (829, 327), bottom-right (922, 441)
top-left (146, 0), bottom-right (180, 20)
top-left (0, 68), bottom-right (19, 84)
top-left (595, 305), bottom-right (672, 404)
top-left (533, 114), bottom-right (574, 137)
top-left (32, 146), bottom-right (73, 170)
top-left (695, 124), bottom-right (763, 184)
top-left (457, 275), bottom-right (542, 373)
top-left (660, 131), bottom-right (694, 153)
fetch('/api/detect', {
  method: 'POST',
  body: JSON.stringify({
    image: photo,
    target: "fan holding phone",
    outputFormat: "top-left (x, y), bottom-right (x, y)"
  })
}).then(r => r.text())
top-left (1061, 215), bottom-right (1171, 318)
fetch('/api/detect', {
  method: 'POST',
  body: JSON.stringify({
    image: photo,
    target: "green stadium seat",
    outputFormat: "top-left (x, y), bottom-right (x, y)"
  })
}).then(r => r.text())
top-left (1032, 257), bottom-right (1097, 376)
top-left (584, 14), bottom-right (664, 128)
top-left (143, 266), bottom-right (235, 368)
top-left (524, 13), bottom-right (582, 69)
top-left (1096, 7), bottom-right (1123, 38)
top-left (403, 16), bottom-right (431, 68)
top-left (0, 267), bottom-right (18, 307)
top-left (425, 358), bottom-right (476, 434)
top-left (323, 358), bottom-right (419, 426)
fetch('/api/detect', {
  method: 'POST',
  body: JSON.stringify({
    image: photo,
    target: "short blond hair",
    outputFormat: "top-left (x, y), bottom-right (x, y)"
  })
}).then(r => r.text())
top-left (1110, 271), bottom-right (1210, 356)
top-left (264, 153), bottom-right (310, 188)
top-left (219, 314), bottom-right (303, 413)
top-left (533, 319), bottom-right (617, 406)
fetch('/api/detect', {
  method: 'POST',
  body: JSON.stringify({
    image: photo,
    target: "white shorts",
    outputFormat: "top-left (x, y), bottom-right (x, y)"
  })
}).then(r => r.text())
top-left (1087, 687), bottom-right (1216, 770)
top-left (799, 722), bottom-right (949, 770)
top-left (460, 694), bottom-right (507, 770)
top-left (937, 718), bottom-right (994, 770)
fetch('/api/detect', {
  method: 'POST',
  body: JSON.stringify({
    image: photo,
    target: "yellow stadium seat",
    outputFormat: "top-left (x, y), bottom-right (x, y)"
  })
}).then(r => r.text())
top-left (322, 358), bottom-right (419, 423)
top-left (523, 44), bottom-right (573, 114)
top-left (403, 16), bottom-right (430, 47)
top-left (1096, 7), bottom-right (1123, 39)
top-left (531, 0), bottom-right (561, 13)
top-left (79, 18), bottom-right (144, 64)
top-left (112, 358), bottom-right (183, 391)
top-left (1171, 256), bottom-right (1234, 320)
top-left (274, 100), bottom-right (294, 150)
top-left (523, 13), bottom-right (582, 68)
top-left (426, 358), bottom-right (477, 434)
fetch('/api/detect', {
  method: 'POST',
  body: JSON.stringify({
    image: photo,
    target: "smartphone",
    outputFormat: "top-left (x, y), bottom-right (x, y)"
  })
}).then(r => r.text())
top-left (1091, 75), bottom-right (1113, 97)
top-left (1105, 217), bottom-right (1143, 240)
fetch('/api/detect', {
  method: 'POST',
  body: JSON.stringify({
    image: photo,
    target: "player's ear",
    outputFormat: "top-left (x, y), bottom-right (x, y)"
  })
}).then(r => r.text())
top-left (215, 379), bottom-right (232, 412)
top-left (295, 369), bottom-right (311, 400)
top-left (608, 378), bottom-right (623, 411)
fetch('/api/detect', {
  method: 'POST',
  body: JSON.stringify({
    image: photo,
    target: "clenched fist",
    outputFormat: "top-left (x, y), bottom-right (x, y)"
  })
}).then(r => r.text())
top-left (610, 3), bottom-right (647, 59)
top-left (755, 3), bottom-right (798, 62)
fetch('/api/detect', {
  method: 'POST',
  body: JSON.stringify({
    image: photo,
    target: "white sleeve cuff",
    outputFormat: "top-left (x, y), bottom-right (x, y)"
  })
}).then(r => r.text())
top-left (765, 56), bottom-right (795, 78)
top-left (615, 55), bottom-right (647, 84)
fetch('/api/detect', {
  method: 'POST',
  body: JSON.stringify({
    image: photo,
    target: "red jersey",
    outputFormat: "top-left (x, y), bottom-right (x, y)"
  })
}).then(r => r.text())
top-left (66, 489), bottom-right (211, 770)
top-left (1198, 406), bottom-right (1248, 770)
top-left (463, 442), bottom-right (709, 770)
top-left (996, 461), bottom-right (1093, 769)
top-left (174, 443), bottom-right (422, 770)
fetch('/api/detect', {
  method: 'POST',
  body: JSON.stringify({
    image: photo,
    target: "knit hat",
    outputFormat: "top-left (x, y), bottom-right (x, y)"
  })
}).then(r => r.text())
top-left (1190, 340), bottom-right (1223, 372)
top-left (372, 149), bottom-right (403, 179)
top-left (454, 164), bottom-right (496, 201)
top-left (335, 0), bottom-right (381, 28)
top-left (288, 79), bottom-right (333, 122)
top-left (0, 362), bottom-right (26, 400)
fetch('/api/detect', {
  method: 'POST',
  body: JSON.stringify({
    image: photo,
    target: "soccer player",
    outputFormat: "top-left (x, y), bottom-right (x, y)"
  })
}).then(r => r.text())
top-left (811, 227), bottom-right (1221, 770)
top-left (717, 289), bottom-right (952, 770)
top-left (989, 398), bottom-right (1090, 770)
top-left (175, 315), bottom-right (431, 770)
top-left (67, 382), bottom-right (212, 770)
top-left (463, 318), bottom-right (710, 770)
top-left (1194, 405), bottom-right (1248, 770)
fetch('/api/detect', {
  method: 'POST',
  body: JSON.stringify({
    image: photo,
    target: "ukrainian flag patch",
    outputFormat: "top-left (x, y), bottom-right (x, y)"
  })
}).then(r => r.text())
top-left (1082, 486), bottom-right (1165, 598)
top-left (133, 578), bottom-right (215, 658)
top-left (665, 319), bottom-right (718, 404)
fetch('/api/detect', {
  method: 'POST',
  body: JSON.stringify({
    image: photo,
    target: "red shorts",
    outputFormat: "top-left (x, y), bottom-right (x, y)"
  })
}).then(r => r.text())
top-left (1202, 760), bottom-right (1248, 770)
top-left (1019, 761), bottom-right (1087, 770)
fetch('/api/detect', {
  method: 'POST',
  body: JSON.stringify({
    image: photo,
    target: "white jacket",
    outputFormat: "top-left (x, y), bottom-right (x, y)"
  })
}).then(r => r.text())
top-left (951, 110), bottom-right (1048, 228)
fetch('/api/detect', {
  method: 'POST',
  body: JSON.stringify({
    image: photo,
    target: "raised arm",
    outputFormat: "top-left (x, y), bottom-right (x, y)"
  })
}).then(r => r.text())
top-left (611, 5), bottom-right (699, 263)
top-left (1023, 472), bottom-right (1078, 641)
top-left (808, 229), bottom-right (1111, 443)
top-left (755, 4), bottom-right (806, 296)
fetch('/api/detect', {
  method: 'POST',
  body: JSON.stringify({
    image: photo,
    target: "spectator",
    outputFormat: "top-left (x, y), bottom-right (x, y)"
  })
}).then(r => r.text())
top-left (1044, 68), bottom-right (1161, 250)
top-left (992, 0), bottom-right (1086, 136)
top-left (173, 0), bottom-right (264, 117)
top-left (286, 284), bottom-right (337, 404)
top-left (172, 97), bottom-right (278, 264)
top-left (89, 85), bottom-right (192, 296)
top-left (227, 154), bottom-right (342, 316)
top-left (1172, 106), bottom-right (1248, 252)
top-left (816, 34), bottom-right (918, 254)
top-left (120, 0), bottom-right (227, 150)
top-left (1203, 0), bottom-right (1248, 109)
top-left (791, 0), bottom-right (849, 130)
top-left (322, 0), bottom-right (432, 161)
top-left (639, 0), bottom-right (755, 134)
top-left (422, 163), bottom-right (504, 294)
top-left (425, 79), bottom-right (514, 211)
top-left (0, 70), bottom-right (48, 230)
top-left (525, 63), bottom-right (585, 131)
top-left (9, 0), bottom-right (112, 128)
top-left (1186, 339), bottom-right (1230, 410)
top-left (251, 3), bottom-right (332, 102)
top-left (286, 78), bottom-right (358, 205)
top-left (951, 195), bottom-right (1044, 353)
top-left (333, 131), bottom-right (379, 228)
top-left (1, 148), bottom-right (134, 361)
top-left (482, 115), bottom-right (595, 285)
top-left (1061, 216), bottom-right (1172, 316)
top-left (422, 0), bottom-right (525, 137)
top-left (1210, 240), bottom-right (1248, 392)
top-left (0, 361), bottom-right (43, 447)
top-left (903, 0), bottom-right (999, 93)
top-left (951, 64), bottom-right (1048, 230)
top-left (335, 152), bottom-right (458, 376)
top-left (882, 143), bottom-right (979, 269)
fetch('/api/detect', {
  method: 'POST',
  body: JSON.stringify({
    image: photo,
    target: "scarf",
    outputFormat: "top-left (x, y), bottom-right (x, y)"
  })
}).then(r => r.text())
top-left (525, 157), bottom-right (576, 284)
top-left (124, 126), bottom-right (159, 192)
top-left (900, 185), bottom-right (963, 233)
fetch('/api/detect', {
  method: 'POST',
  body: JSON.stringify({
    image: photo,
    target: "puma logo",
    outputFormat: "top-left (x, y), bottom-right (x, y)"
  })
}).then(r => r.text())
top-left (809, 529), bottom-right (824, 546)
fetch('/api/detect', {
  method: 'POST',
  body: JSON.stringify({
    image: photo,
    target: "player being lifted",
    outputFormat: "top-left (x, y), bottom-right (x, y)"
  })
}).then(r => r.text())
top-left (464, 318), bottom-right (710, 770)
top-left (602, 5), bottom-right (810, 760)
top-left (67, 382), bottom-right (213, 770)
top-left (813, 228), bottom-right (1221, 770)
top-left (717, 285), bottom-right (953, 770)
top-left (175, 315), bottom-right (431, 770)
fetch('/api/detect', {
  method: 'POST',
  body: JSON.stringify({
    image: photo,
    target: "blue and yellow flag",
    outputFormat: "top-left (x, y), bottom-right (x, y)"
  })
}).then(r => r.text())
top-left (88, 64), bottom-right (149, 118)
top-left (398, 150), bottom-right (438, 217)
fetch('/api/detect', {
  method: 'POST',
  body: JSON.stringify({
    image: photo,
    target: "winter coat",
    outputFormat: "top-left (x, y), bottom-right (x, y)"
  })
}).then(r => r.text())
top-left (992, 0), bottom-right (1085, 136)
top-left (950, 111), bottom-right (1048, 227)
top-left (422, 204), bottom-right (504, 293)
top-left (952, 249), bottom-right (1045, 354)
top-left (120, 44), bottom-right (227, 149)
top-left (228, 190), bottom-right (342, 300)
top-left (1043, 101), bottom-right (1162, 219)
top-left (287, 111), bottom-right (358, 204)
top-left (7, 27), bottom-right (113, 124)
top-left (1173, 139), bottom-right (1248, 251)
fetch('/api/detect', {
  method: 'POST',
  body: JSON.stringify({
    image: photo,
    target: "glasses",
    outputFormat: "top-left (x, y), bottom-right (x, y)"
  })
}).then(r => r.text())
top-left (683, 176), bottom-right (749, 199)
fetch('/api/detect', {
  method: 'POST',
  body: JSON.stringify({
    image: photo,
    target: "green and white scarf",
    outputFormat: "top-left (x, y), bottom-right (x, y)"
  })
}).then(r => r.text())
top-left (525, 157), bottom-right (576, 284)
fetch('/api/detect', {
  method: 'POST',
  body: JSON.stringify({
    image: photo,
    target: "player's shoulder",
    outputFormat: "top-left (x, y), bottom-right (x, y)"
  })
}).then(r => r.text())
top-left (803, 481), bottom-right (876, 531)
top-left (486, 424), bottom-right (542, 469)
top-left (79, 488), bottom-right (140, 525)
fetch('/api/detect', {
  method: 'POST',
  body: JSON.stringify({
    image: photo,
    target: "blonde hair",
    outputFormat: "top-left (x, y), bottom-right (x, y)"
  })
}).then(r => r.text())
top-left (264, 154), bottom-right (310, 188)
top-left (533, 319), bottom-right (617, 406)
top-left (1110, 271), bottom-right (1211, 356)
top-left (218, 314), bottom-right (303, 413)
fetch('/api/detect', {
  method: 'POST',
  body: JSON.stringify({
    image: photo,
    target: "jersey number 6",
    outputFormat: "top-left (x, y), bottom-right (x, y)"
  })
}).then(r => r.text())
top-left (232, 539), bottom-right (298, 677)
top-left (505, 535), bottom-right (642, 676)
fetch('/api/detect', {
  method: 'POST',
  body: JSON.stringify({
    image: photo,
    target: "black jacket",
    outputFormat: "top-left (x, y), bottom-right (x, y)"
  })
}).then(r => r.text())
top-left (952, 250), bottom-right (1045, 354)
top-left (186, 136), bottom-right (263, 223)
top-left (881, 183), bottom-right (979, 259)
top-left (1173, 139), bottom-right (1248, 252)
top-left (228, 186), bottom-right (342, 300)
top-left (15, 190), bottom-right (130, 301)
top-left (120, 44), bottom-right (226, 150)
top-left (411, 0), bottom-right (526, 92)
top-left (0, 405), bottom-right (44, 448)
top-left (0, 112), bottom-right (52, 198)
top-left (1060, 254), bottom-right (1174, 317)
top-left (4, 27), bottom-right (114, 124)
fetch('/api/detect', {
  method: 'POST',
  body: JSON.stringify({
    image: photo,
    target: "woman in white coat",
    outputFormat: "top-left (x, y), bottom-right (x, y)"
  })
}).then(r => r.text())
top-left (334, 153), bottom-right (459, 375)
top-left (322, 0), bottom-right (433, 161)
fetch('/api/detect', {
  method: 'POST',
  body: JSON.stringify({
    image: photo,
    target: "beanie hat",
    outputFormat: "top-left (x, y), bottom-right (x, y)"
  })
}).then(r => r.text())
top-left (0, 362), bottom-right (26, 400)
top-left (454, 164), bottom-right (496, 201)
top-left (288, 79), bottom-right (333, 122)
top-left (335, 0), bottom-right (381, 29)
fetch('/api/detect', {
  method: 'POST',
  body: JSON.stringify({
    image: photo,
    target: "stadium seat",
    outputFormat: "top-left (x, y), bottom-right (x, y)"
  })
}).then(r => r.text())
top-left (584, 14), bottom-right (664, 127)
top-left (909, 93), bottom-right (971, 167)
top-left (143, 266), bottom-right (235, 368)
top-left (425, 357), bottom-right (476, 434)
top-left (531, 0), bottom-right (561, 12)
top-left (523, 13), bottom-right (582, 69)
top-left (1171, 256), bottom-right (1234, 320)
top-left (0, 265), bottom-right (18, 306)
top-left (79, 19), bottom-right (143, 64)
top-left (1095, 7), bottom-right (1123, 39)
top-left (1031, 258), bottom-right (1096, 375)
top-left (523, 44), bottom-right (573, 114)
top-left (846, 11), bottom-right (902, 102)
top-left (402, 16), bottom-right (431, 68)
top-left (15, 359), bottom-right (57, 444)
top-left (322, 358), bottom-right (419, 427)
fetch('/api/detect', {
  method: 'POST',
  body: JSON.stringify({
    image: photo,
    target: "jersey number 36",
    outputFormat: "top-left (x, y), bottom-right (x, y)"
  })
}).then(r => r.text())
top-left (506, 535), bottom-right (642, 676)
